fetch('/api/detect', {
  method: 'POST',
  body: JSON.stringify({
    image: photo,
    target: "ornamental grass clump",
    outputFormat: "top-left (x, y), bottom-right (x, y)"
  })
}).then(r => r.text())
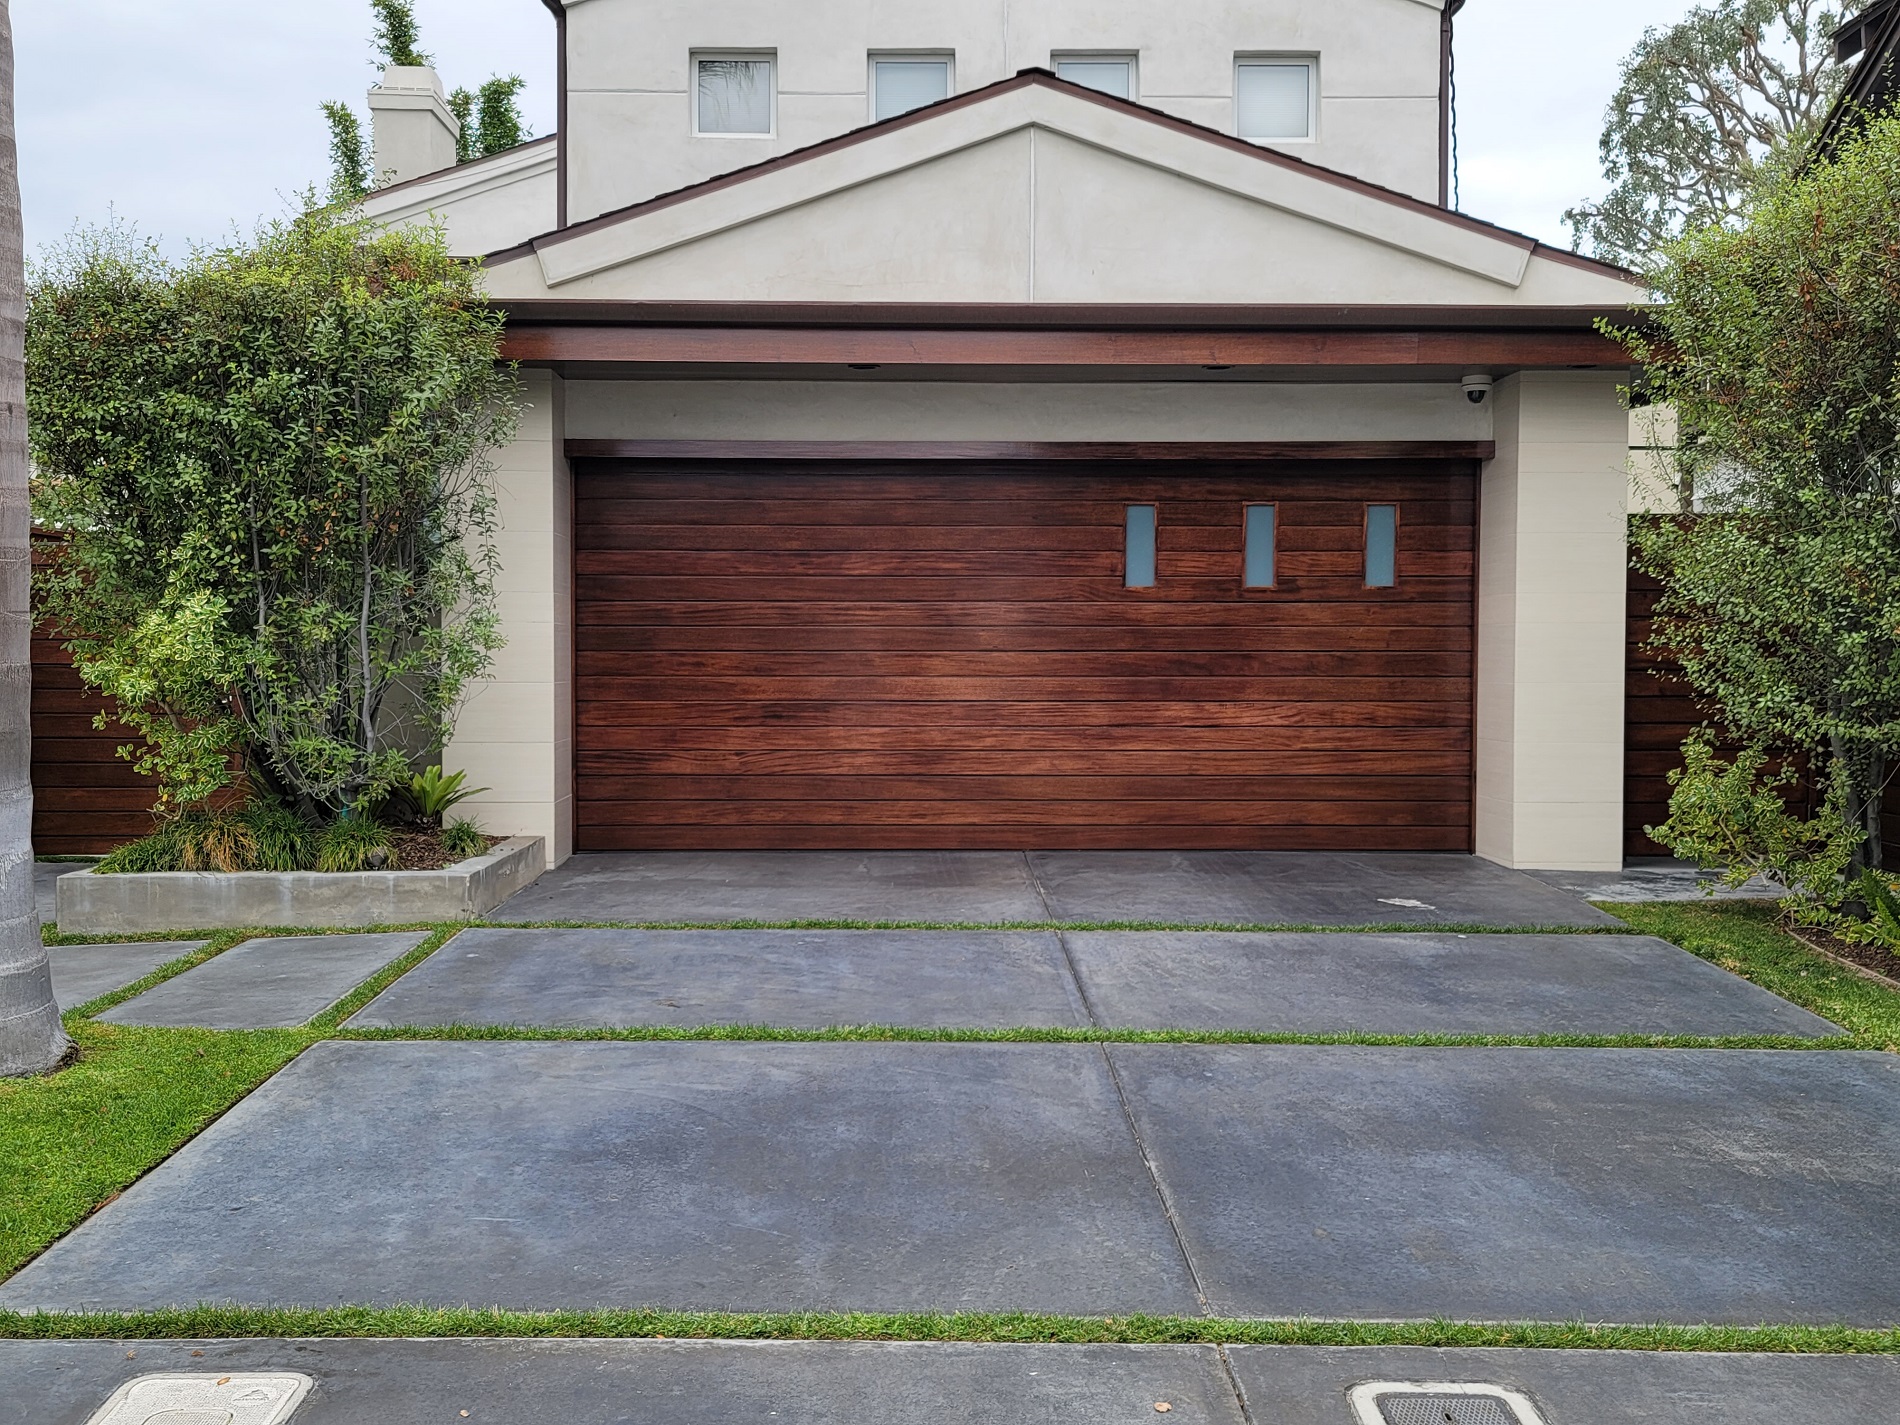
top-left (28, 211), bottom-right (517, 858)
top-left (1615, 106), bottom-right (1900, 940)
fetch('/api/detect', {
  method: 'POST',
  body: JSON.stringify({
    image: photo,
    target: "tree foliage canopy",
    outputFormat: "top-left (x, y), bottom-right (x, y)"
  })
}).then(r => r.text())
top-left (28, 213), bottom-right (517, 820)
top-left (1618, 108), bottom-right (1900, 887)
top-left (371, 0), bottom-right (430, 69)
top-left (1568, 0), bottom-right (1845, 265)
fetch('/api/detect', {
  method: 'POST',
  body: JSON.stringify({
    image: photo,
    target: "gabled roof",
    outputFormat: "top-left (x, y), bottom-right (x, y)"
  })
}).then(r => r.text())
top-left (1820, 0), bottom-right (1900, 154)
top-left (479, 68), bottom-right (1635, 307)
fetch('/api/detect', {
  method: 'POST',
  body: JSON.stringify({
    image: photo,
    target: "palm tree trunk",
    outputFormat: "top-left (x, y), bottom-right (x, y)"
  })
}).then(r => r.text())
top-left (0, 0), bottom-right (68, 1078)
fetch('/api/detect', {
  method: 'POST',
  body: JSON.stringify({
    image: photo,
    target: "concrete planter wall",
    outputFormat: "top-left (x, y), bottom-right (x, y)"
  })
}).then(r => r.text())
top-left (55, 836), bottom-right (546, 936)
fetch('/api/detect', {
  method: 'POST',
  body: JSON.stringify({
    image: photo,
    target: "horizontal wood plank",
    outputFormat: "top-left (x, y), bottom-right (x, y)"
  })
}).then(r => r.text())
top-left (575, 462), bottom-right (1475, 851)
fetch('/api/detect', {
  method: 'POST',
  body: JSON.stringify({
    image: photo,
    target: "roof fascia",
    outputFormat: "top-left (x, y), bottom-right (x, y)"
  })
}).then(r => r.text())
top-left (525, 80), bottom-right (1540, 292)
top-left (489, 299), bottom-right (1643, 332)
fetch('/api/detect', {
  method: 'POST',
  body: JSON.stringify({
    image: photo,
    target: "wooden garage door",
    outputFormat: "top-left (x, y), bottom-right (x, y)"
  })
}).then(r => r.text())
top-left (574, 460), bottom-right (1475, 851)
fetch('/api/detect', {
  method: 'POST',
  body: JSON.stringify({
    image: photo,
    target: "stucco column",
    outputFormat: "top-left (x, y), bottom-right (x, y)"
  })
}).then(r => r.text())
top-left (1475, 371), bottom-right (1629, 872)
top-left (447, 369), bottom-right (574, 865)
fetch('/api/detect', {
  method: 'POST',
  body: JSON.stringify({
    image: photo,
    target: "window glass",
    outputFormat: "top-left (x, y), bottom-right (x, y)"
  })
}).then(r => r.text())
top-left (697, 57), bottom-right (774, 134)
top-left (1125, 505), bottom-right (1158, 589)
top-left (872, 59), bottom-right (952, 121)
top-left (1244, 505), bottom-right (1277, 588)
top-left (1366, 505), bottom-right (1398, 588)
top-left (1236, 61), bottom-right (1312, 139)
top-left (1055, 58), bottom-right (1135, 100)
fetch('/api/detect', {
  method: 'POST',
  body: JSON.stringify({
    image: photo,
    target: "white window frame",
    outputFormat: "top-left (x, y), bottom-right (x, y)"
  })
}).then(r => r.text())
top-left (867, 51), bottom-right (956, 124)
top-left (1234, 55), bottom-right (1318, 143)
top-left (692, 50), bottom-right (777, 139)
top-left (1051, 52), bottom-right (1140, 103)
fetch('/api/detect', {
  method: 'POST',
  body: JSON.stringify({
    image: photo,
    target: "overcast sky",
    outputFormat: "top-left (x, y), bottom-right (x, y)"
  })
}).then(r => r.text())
top-left (15, 0), bottom-right (1683, 260)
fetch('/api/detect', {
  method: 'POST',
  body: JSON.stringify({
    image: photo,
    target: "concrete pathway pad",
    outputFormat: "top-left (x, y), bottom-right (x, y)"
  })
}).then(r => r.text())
top-left (47, 941), bottom-right (206, 1012)
top-left (1065, 932), bottom-right (1840, 1037)
top-left (0, 1041), bottom-right (1198, 1315)
top-left (1030, 851), bottom-right (1622, 928)
top-left (0, 1340), bottom-right (1246, 1425)
top-left (348, 928), bottom-right (1087, 1029)
top-left (1111, 1045), bottom-right (1900, 1325)
top-left (1225, 1345), bottom-right (1900, 1424)
top-left (491, 851), bottom-right (1049, 924)
top-left (96, 933), bottom-right (427, 1029)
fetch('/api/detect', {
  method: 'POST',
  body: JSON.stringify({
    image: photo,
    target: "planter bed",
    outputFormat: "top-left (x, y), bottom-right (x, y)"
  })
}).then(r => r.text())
top-left (55, 837), bottom-right (545, 936)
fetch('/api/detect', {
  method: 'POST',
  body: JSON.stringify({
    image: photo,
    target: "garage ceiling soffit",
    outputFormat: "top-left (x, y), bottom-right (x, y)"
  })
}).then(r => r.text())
top-left (508, 75), bottom-right (1595, 294)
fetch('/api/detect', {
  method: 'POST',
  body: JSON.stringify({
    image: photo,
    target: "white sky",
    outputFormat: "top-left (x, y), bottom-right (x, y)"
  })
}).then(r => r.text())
top-left (14, 0), bottom-right (1686, 259)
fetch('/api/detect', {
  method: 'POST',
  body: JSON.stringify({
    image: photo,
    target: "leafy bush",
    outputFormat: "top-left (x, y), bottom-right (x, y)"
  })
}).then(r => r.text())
top-left (315, 818), bottom-right (398, 874)
top-left (441, 817), bottom-right (487, 862)
top-left (1619, 107), bottom-right (1900, 902)
top-left (1653, 732), bottom-right (1859, 923)
top-left (30, 212), bottom-right (515, 821)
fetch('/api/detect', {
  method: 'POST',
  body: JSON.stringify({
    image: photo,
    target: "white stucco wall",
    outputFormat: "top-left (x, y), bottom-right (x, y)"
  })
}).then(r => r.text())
top-left (447, 370), bottom-right (574, 866)
top-left (564, 378), bottom-right (1493, 442)
top-left (358, 138), bottom-right (559, 259)
top-left (483, 88), bottom-right (1639, 307)
top-left (561, 0), bottom-right (1448, 220)
top-left (1476, 371), bottom-right (1631, 872)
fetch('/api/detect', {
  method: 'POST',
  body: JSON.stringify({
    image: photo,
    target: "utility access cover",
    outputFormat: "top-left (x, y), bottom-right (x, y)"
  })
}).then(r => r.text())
top-left (1349, 1382), bottom-right (1546, 1425)
top-left (86, 1374), bottom-right (313, 1425)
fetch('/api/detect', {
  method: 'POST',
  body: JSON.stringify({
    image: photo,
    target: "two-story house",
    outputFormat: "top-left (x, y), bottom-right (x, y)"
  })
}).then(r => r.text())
top-left (358, 0), bottom-right (1645, 873)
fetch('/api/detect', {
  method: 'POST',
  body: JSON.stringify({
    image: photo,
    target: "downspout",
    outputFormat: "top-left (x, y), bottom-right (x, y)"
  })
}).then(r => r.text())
top-left (1439, 0), bottom-right (1466, 208)
top-left (539, 0), bottom-right (568, 228)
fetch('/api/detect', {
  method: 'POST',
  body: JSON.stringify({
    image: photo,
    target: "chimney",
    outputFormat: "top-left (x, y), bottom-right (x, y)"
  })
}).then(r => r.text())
top-left (367, 65), bottom-right (461, 185)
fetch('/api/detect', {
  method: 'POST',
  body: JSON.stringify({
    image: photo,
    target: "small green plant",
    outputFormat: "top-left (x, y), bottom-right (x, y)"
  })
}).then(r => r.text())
top-left (315, 818), bottom-right (398, 874)
top-left (441, 817), bottom-right (487, 861)
top-left (410, 766), bottom-right (487, 827)
top-left (245, 802), bottom-right (315, 873)
top-left (1853, 870), bottom-right (1900, 948)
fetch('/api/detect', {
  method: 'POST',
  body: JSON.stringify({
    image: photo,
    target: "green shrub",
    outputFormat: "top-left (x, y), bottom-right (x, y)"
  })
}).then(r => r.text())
top-left (245, 801), bottom-right (315, 873)
top-left (441, 817), bottom-right (486, 861)
top-left (410, 766), bottom-right (487, 827)
top-left (315, 818), bottom-right (398, 874)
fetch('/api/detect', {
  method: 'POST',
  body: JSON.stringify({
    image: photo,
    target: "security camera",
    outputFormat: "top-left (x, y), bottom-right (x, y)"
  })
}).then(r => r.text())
top-left (1462, 374), bottom-right (1494, 405)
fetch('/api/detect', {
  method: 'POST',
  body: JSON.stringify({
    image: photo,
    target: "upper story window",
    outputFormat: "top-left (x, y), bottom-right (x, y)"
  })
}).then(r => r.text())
top-left (1053, 54), bottom-right (1138, 101)
top-left (1236, 58), bottom-right (1315, 141)
top-left (695, 52), bottom-right (775, 136)
top-left (871, 54), bottom-right (953, 122)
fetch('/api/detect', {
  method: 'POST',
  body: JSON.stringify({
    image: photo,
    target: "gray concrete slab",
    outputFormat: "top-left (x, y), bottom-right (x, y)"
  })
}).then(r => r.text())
top-left (48, 941), bottom-right (207, 1012)
top-left (1110, 1045), bottom-right (1900, 1326)
top-left (491, 851), bottom-right (1049, 924)
top-left (1064, 931), bottom-right (1841, 1037)
top-left (0, 1339), bottom-right (1247, 1425)
top-left (1529, 858), bottom-right (1786, 904)
top-left (1029, 851), bottom-right (1623, 928)
top-left (1225, 1344), bottom-right (1900, 1424)
top-left (0, 1041), bottom-right (1199, 1315)
top-left (348, 928), bottom-right (1088, 1029)
top-left (95, 933), bottom-right (427, 1029)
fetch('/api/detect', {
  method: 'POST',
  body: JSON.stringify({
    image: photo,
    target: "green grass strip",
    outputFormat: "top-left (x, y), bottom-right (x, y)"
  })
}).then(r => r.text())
top-left (0, 1306), bottom-right (1892, 1354)
top-left (306, 927), bottom-right (464, 1030)
top-left (1601, 902), bottom-right (1900, 1049)
top-left (329, 1023), bottom-right (1859, 1050)
top-left (0, 1021), bottom-right (315, 1279)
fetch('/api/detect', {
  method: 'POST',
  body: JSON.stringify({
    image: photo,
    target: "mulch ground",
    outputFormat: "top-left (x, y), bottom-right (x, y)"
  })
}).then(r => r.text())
top-left (385, 828), bottom-right (503, 872)
top-left (1790, 925), bottom-right (1900, 988)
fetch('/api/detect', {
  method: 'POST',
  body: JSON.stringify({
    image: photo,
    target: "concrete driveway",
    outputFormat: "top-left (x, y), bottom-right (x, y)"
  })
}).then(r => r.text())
top-left (491, 850), bottom-right (1620, 927)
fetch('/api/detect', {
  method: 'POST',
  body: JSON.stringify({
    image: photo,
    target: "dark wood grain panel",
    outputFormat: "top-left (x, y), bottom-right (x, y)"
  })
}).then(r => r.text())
top-left (29, 616), bottom-right (153, 854)
top-left (575, 460), bottom-right (1476, 851)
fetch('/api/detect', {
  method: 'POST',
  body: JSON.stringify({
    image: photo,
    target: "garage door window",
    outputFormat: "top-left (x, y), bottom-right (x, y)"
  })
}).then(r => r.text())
top-left (1366, 504), bottom-right (1398, 587)
top-left (1125, 504), bottom-right (1158, 588)
top-left (1243, 504), bottom-right (1277, 588)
